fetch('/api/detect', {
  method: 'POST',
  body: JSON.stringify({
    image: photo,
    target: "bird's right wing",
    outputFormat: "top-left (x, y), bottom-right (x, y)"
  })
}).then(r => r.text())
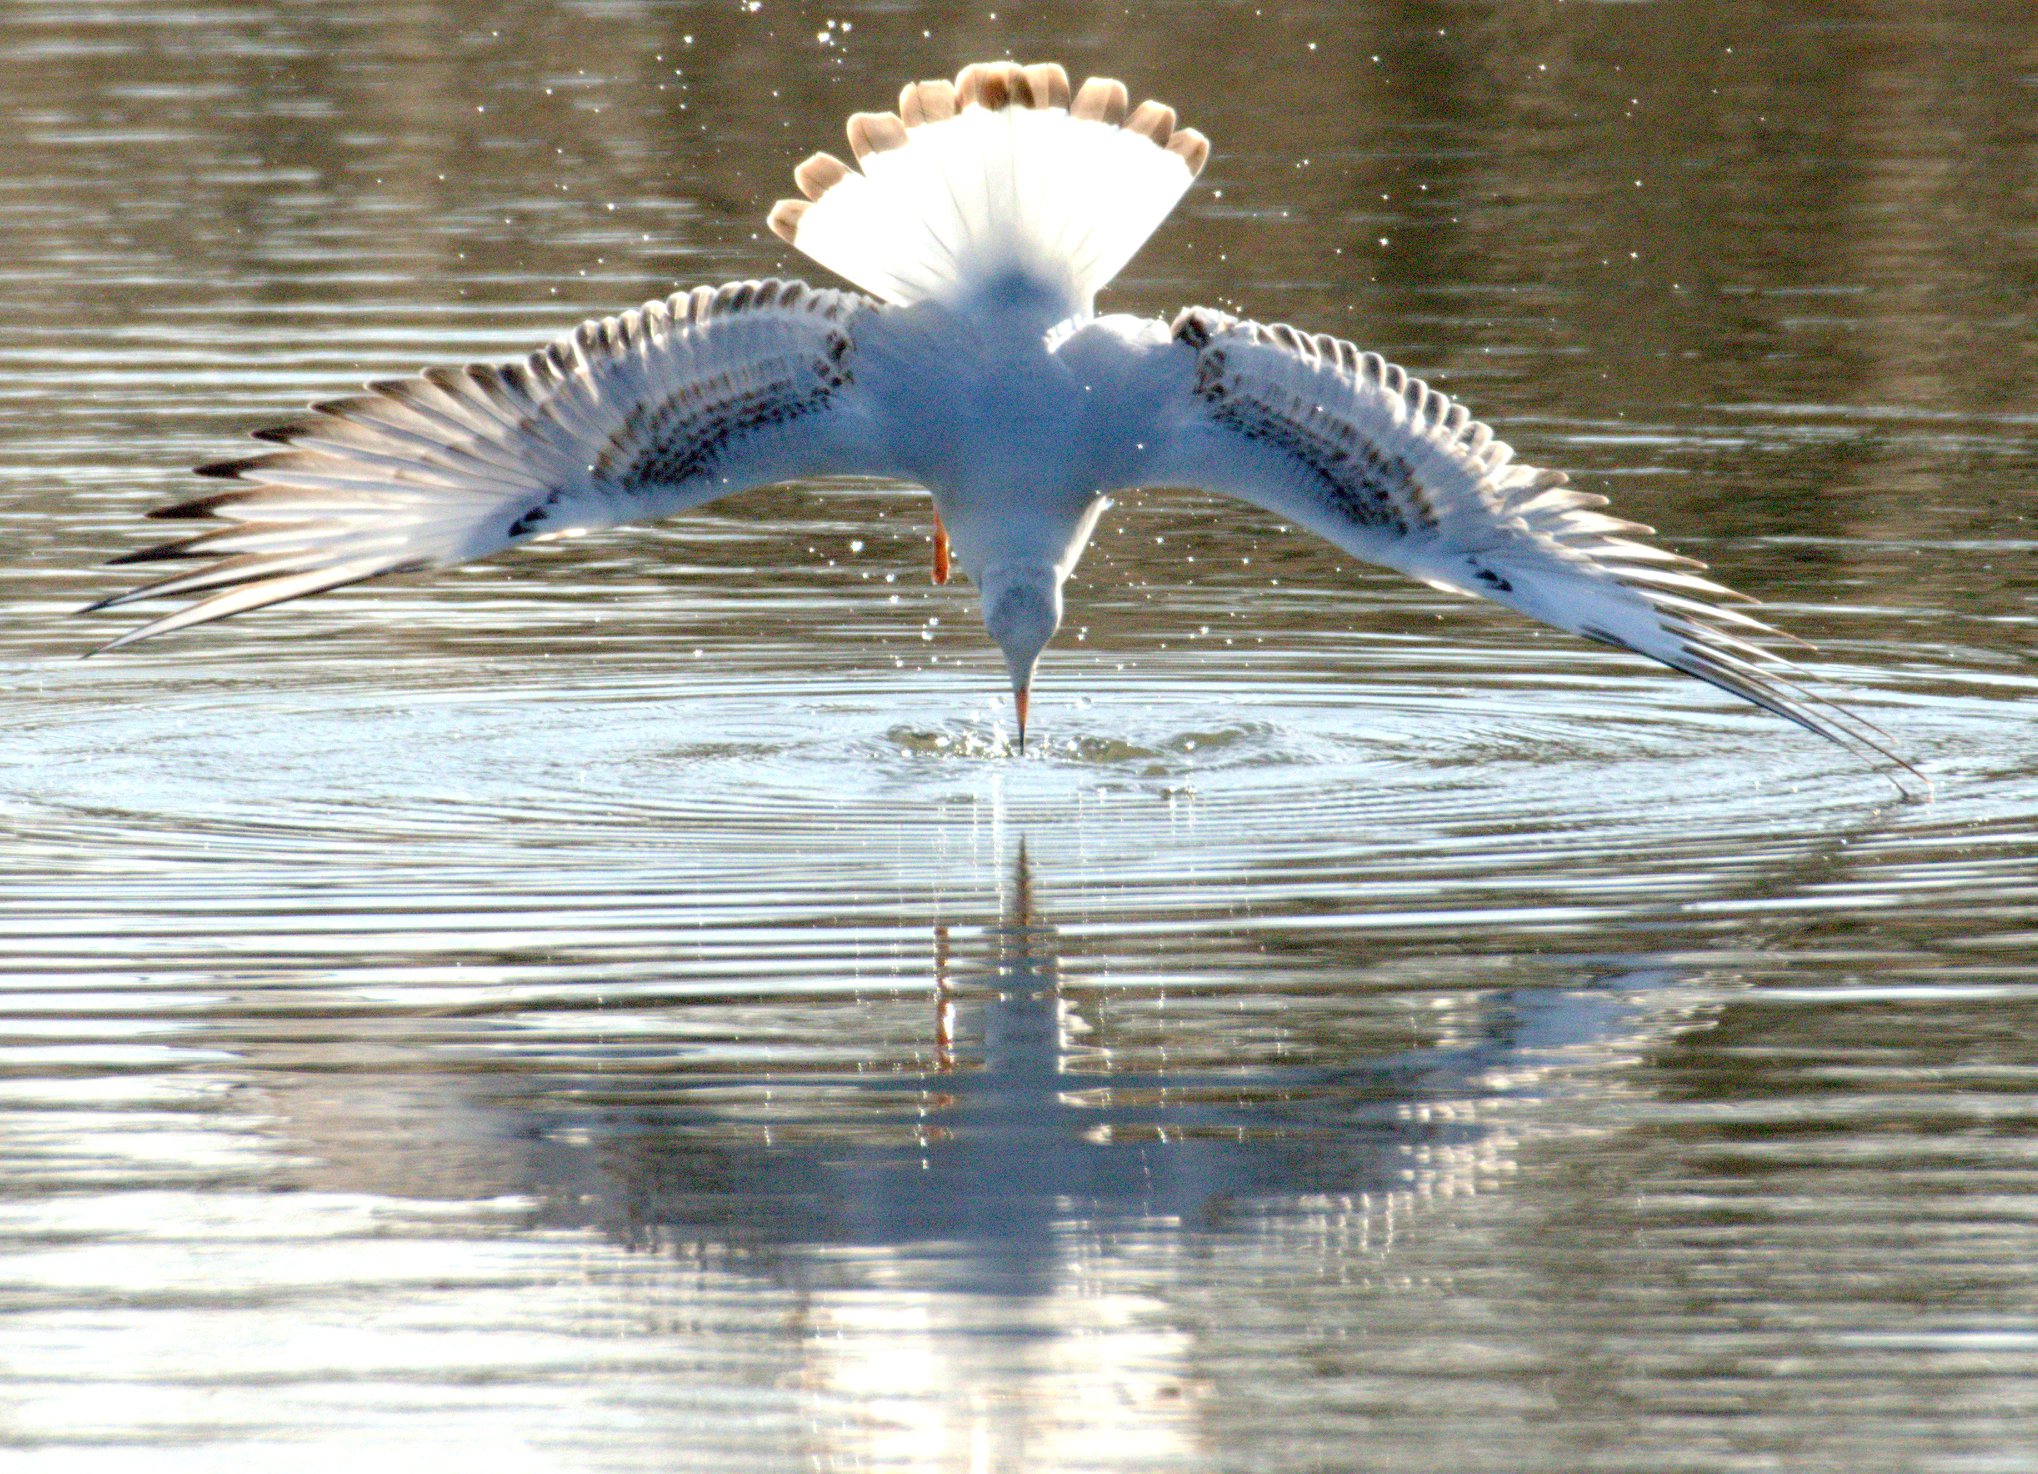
top-left (1125, 308), bottom-right (1919, 788)
top-left (86, 279), bottom-right (891, 650)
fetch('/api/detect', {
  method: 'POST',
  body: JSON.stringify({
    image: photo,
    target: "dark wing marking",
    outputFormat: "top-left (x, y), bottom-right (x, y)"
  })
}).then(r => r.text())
top-left (1132, 307), bottom-right (1922, 792)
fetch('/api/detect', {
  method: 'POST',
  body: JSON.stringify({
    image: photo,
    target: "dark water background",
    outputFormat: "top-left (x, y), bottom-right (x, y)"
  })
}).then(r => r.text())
top-left (5, 2), bottom-right (2038, 1469)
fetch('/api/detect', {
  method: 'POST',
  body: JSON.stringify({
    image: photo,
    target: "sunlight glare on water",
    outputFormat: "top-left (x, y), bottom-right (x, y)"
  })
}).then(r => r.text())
top-left (5, 3), bottom-right (2038, 1471)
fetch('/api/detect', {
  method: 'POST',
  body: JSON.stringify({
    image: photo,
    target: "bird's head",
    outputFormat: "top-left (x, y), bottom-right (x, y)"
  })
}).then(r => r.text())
top-left (980, 563), bottom-right (1063, 750)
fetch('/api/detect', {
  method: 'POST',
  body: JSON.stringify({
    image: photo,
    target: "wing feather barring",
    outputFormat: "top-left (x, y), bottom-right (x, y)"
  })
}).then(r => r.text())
top-left (84, 59), bottom-right (1922, 794)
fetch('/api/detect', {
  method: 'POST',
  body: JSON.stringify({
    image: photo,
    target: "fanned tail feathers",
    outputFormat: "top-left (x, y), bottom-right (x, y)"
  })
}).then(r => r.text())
top-left (770, 61), bottom-right (1207, 315)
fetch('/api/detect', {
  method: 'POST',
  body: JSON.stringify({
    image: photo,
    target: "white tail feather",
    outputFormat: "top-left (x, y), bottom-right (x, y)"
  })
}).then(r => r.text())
top-left (771, 61), bottom-right (1206, 317)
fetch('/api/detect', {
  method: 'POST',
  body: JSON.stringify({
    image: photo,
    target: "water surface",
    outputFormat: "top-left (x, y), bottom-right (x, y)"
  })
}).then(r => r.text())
top-left (6, 3), bottom-right (2038, 1470)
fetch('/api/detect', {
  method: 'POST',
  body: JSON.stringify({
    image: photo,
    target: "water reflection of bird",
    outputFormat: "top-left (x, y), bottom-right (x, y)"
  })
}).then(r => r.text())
top-left (524, 842), bottom-right (1677, 1298)
top-left (504, 846), bottom-right (1696, 1465)
top-left (196, 844), bottom-right (1697, 1463)
top-left (85, 60), bottom-right (1912, 783)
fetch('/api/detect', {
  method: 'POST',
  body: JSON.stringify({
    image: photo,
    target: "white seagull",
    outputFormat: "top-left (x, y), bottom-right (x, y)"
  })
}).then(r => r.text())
top-left (87, 60), bottom-right (1914, 784)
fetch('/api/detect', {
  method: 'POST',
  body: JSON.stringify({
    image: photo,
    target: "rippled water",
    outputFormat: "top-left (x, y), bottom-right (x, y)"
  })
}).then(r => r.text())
top-left (7, 3), bottom-right (2038, 1470)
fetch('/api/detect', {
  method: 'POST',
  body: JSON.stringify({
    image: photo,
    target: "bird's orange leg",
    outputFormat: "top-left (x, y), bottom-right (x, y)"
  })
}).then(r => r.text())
top-left (931, 508), bottom-right (951, 585)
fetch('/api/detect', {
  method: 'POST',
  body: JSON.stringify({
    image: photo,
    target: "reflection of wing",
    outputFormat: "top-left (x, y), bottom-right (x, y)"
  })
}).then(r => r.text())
top-left (88, 280), bottom-right (888, 650)
top-left (1134, 308), bottom-right (1919, 786)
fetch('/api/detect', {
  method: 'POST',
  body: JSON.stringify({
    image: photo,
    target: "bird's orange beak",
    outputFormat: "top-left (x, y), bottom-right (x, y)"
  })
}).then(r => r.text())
top-left (1014, 686), bottom-right (1029, 754)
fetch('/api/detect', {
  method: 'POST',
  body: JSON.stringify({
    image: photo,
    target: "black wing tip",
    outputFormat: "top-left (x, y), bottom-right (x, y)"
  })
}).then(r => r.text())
top-left (150, 499), bottom-right (224, 520)
top-left (150, 488), bottom-right (266, 520)
top-left (106, 544), bottom-right (178, 566)
top-left (106, 524), bottom-right (272, 565)
top-left (192, 457), bottom-right (265, 482)
top-left (1687, 650), bottom-right (1929, 800)
top-left (1582, 624), bottom-right (1930, 800)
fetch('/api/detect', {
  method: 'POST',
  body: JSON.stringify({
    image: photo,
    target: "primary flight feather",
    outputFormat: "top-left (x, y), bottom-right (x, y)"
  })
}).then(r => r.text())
top-left (85, 59), bottom-right (1916, 786)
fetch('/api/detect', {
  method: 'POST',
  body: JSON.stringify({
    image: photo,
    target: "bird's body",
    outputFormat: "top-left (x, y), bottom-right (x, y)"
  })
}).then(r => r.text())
top-left (869, 306), bottom-right (1122, 559)
top-left (87, 60), bottom-right (1916, 786)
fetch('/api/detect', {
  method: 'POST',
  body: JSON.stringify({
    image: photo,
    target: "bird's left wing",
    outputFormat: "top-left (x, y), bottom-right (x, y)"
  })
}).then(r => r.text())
top-left (1126, 308), bottom-right (1916, 782)
top-left (87, 279), bottom-right (890, 650)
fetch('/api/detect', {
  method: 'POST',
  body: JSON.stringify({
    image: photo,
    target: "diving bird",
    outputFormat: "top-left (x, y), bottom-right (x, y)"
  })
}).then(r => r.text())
top-left (85, 60), bottom-right (1913, 782)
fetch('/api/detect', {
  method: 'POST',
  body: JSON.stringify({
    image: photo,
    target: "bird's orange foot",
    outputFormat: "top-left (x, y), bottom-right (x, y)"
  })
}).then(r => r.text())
top-left (932, 509), bottom-right (951, 585)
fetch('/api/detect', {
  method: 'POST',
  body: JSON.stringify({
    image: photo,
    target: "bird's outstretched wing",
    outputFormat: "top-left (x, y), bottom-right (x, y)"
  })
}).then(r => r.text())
top-left (86, 279), bottom-right (888, 650)
top-left (1130, 308), bottom-right (1919, 786)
